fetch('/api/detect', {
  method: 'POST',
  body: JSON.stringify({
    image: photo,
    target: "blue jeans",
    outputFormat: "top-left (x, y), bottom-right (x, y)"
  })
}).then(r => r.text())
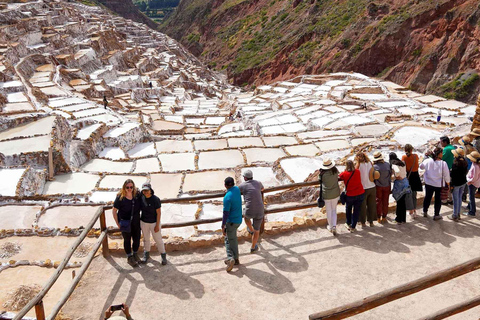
top-left (467, 184), bottom-right (478, 216)
top-left (346, 193), bottom-right (365, 229)
top-left (224, 222), bottom-right (241, 259)
top-left (452, 184), bottom-right (466, 218)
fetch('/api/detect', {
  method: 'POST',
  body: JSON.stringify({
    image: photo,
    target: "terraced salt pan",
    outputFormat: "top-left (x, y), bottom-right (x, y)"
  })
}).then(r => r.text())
top-left (158, 153), bottom-right (195, 172)
top-left (243, 148), bottom-right (287, 165)
top-left (0, 135), bottom-right (51, 155)
top-left (43, 172), bottom-right (99, 194)
top-left (297, 129), bottom-right (350, 141)
top-left (49, 97), bottom-right (85, 108)
top-left (351, 138), bottom-right (377, 146)
top-left (150, 173), bottom-right (183, 198)
top-left (194, 139), bottom-right (228, 151)
top-left (134, 157), bottom-right (160, 173)
top-left (76, 123), bottom-right (102, 140)
top-left (315, 139), bottom-right (350, 152)
top-left (155, 140), bottom-right (193, 153)
top-left (2, 102), bottom-right (34, 112)
top-left (262, 136), bottom-right (298, 147)
top-left (414, 95), bottom-right (445, 104)
top-left (152, 120), bottom-right (185, 132)
top-left (82, 114), bottom-right (121, 124)
top-left (7, 92), bottom-right (28, 103)
top-left (103, 122), bottom-right (138, 138)
top-left (59, 103), bottom-right (96, 112)
top-left (0, 267), bottom-right (75, 318)
top-left (127, 142), bottom-right (156, 158)
top-left (183, 170), bottom-right (235, 193)
top-left (0, 116), bottom-right (55, 142)
top-left (228, 137), bottom-right (264, 148)
top-left (355, 124), bottom-right (391, 137)
top-left (38, 205), bottom-right (102, 229)
top-left (240, 167), bottom-right (281, 187)
top-left (218, 123), bottom-right (245, 135)
top-left (431, 100), bottom-right (466, 110)
top-left (0, 168), bottom-right (26, 196)
top-left (198, 150), bottom-right (244, 170)
top-left (196, 204), bottom-right (223, 232)
top-left (205, 117), bottom-right (225, 125)
top-left (89, 191), bottom-right (118, 203)
top-left (285, 144), bottom-right (320, 157)
top-left (81, 159), bottom-right (133, 173)
top-left (40, 86), bottom-right (68, 97)
top-left (393, 126), bottom-right (440, 148)
top-left (280, 157), bottom-right (323, 183)
top-left (99, 147), bottom-right (126, 160)
top-left (161, 203), bottom-right (198, 238)
top-left (298, 110), bottom-right (330, 123)
top-left (163, 115), bottom-right (184, 123)
top-left (99, 175), bottom-right (147, 189)
top-left (0, 205), bottom-right (40, 229)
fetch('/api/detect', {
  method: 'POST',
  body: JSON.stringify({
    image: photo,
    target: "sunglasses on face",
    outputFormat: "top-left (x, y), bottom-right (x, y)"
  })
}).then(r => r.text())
top-left (125, 186), bottom-right (134, 189)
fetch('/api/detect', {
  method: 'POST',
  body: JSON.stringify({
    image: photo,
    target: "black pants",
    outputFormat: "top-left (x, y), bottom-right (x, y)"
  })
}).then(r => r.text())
top-left (122, 220), bottom-right (141, 255)
top-left (423, 184), bottom-right (442, 216)
top-left (395, 194), bottom-right (406, 223)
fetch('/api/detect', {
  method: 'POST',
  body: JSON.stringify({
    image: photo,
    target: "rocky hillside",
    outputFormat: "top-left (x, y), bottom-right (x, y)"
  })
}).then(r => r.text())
top-left (160, 0), bottom-right (480, 103)
top-left (96, 0), bottom-right (158, 29)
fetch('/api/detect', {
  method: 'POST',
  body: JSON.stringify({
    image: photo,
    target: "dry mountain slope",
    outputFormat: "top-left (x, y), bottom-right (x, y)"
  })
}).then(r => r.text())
top-left (160, 0), bottom-right (480, 103)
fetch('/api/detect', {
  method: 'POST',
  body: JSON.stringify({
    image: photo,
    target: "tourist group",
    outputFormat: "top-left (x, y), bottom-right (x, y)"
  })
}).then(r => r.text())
top-left (111, 130), bottom-right (480, 272)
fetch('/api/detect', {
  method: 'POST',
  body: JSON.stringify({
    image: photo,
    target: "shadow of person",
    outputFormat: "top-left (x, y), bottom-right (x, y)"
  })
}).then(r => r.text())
top-left (232, 261), bottom-right (295, 294)
top-left (140, 258), bottom-right (205, 300)
top-left (259, 238), bottom-right (309, 273)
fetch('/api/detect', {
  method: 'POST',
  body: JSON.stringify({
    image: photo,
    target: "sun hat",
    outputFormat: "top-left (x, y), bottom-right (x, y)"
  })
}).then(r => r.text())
top-left (141, 183), bottom-right (152, 191)
top-left (372, 151), bottom-right (384, 161)
top-left (459, 135), bottom-right (472, 146)
top-left (470, 128), bottom-right (480, 137)
top-left (467, 151), bottom-right (480, 163)
top-left (320, 158), bottom-right (335, 170)
top-left (452, 147), bottom-right (465, 158)
top-left (242, 169), bottom-right (253, 179)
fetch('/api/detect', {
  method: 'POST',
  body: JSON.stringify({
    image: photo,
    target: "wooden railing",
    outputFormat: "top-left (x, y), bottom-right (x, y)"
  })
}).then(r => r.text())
top-left (11, 179), bottom-right (320, 319)
top-left (308, 256), bottom-right (480, 320)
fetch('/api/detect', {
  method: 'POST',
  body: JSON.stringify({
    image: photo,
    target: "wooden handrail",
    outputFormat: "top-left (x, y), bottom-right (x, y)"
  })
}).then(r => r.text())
top-left (46, 230), bottom-right (108, 320)
top-left (418, 294), bottom-right (480, 320)
top-left (309, 257), bottom-right (480, 320)
top-left (12, 207), bottom-right (104, 320)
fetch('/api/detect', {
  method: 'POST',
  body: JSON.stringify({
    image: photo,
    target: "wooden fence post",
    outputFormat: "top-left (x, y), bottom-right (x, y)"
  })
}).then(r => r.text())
top-left (35, 300), bottom-right (46, 320)
top-left (100, 207), bottom-right (109, 257)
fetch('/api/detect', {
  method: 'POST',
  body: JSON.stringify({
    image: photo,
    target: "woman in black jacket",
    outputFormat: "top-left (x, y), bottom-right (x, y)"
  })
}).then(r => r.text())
top-left (113, 179), bottom-right (142, 267)
top-left (448, 148), bottom-right (468, 221)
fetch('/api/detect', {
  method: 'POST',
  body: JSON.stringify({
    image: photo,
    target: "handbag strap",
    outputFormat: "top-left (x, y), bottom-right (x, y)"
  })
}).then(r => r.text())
top-left (345, 170), bottom-right (354, 190)
top-left (407, 155), bottom-right (416, 179)
top-left (319, 172), bottom-right (324, 200)
top-left (130, 198), bottom-right (135, 221)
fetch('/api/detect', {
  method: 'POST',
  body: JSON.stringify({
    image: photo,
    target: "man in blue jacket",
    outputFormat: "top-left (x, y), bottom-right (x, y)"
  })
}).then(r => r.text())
top-left (222, 176), bottom-right (243, 272)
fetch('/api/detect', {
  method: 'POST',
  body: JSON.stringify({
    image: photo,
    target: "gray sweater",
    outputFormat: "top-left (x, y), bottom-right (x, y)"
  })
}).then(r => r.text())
top-left (374, 161), bottom-right (392, 188)
top-left (320, 170), bottom-right (341, 200)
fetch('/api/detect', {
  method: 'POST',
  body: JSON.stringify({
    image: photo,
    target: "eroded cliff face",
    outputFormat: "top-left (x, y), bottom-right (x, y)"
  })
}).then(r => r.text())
top-left (96, 0), bottom-right (158, 30)
top-left (161, 0), bottom-right (480, 103)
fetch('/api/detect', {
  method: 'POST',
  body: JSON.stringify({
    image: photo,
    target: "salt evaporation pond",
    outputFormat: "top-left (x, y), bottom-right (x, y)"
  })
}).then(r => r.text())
top-left (393, 126), bottom-right (440, 148)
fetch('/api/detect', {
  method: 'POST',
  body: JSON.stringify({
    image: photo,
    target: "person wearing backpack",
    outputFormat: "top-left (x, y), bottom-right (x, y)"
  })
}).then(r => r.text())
top-left (402, 144), bottom-right (423, 218)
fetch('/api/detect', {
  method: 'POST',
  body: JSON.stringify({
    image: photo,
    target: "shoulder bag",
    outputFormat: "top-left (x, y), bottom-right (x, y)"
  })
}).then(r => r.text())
top-left (317, 173), bottom-right (326, 208)
top-left (340, 171), bottom-right (354, 205)
top-left (440, 161), bottom-right (449, 201)
top-left (119, 198), bottom-right (134, 233)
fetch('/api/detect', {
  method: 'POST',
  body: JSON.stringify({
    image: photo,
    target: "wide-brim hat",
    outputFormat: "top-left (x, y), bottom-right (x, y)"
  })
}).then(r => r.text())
top-left (452, 147), bottom-right (465, 158)
top-left (470, 128), bottom-right (480, 137)
top-left (467, 151), bottom-right (480, 163)
top-left (320, 158), bottom-right (335, 170)
top-left (460, 135), bottom-right (472, 146)
top-left (372, 151), bottom-right (384, 161)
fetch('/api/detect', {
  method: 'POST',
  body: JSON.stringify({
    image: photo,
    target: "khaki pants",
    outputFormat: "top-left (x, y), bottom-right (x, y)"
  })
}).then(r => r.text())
top-left (140, 221), bottom-right (166, 253)
top-left (360, 187), bottom-right (377, 223)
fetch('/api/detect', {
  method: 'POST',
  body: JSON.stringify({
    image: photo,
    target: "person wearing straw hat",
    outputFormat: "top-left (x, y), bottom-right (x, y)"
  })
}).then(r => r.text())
top-left (465, 151), bottom-right (480, 217)
top-left (319, 158), bottom-right (340, 235)
top-left (355, 152), bottom-right (377, 227)
top-left (372, 151), bottom-right (391, 223)
top-left (419, 147), bottom-right (450, 220)
top-left (448, 148), bottom-right (468, 221)
top-left (470, 128), bottom-right (480, 153)
top-left (459, 136), bottom-right (475, 201)
top-left (402, 144), bottom-right (423, 218)
top-left (239, 169), bottom-right (264, 253)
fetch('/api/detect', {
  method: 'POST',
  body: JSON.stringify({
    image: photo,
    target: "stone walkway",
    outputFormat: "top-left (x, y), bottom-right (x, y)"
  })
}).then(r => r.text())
top-left (63, 204), bottom-right (480, 320)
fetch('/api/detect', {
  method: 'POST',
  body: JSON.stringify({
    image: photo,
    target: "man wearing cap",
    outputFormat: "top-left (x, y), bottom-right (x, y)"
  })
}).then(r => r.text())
top-left (465, 151), bottom-right (480, 216)
top-left (222, 177), bottom-right (243, 272)
top-left (139, 183), bottom-right (167, 265)
top-left (239, 169), bottom-right (265, 253)
top-left (372, 151), bottom-right (392, 223)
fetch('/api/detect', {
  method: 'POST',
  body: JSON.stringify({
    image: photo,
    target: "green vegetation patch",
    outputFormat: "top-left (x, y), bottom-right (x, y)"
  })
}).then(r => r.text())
top-left (288, 41), bottom-right (321, 67)
top-left (439, 72), bottom-right (480, 100)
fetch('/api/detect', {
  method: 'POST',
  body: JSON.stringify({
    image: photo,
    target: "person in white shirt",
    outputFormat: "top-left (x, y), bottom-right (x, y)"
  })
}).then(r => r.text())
top-left (419, 147), bottom-right (451, 220)
top-left (389, 153), bottom-right (409, 224)
top-left (354, 152), bottom-right (377, 227)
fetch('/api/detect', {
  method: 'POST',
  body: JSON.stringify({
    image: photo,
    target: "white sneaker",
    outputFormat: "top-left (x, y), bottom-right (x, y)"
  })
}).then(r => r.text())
top-left (327, 225), bottom-right (332, 233)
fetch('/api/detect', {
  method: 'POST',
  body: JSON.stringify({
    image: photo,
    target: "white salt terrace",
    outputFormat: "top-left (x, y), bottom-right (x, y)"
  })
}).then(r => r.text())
top-left (1, 2), bottom-right (478, 317)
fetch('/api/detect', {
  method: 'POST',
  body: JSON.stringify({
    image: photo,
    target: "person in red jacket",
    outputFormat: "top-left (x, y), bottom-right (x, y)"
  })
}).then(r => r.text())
top-left (339, 160), bottom-right (365, 232)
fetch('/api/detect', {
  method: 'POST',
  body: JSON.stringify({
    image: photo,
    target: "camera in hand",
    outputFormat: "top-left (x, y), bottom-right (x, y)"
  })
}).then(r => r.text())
top-left (110, 304), bottom-right (123, 312)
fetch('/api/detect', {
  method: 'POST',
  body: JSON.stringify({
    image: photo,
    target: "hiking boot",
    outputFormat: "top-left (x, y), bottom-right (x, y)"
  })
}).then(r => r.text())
top-left (377, 218), bottom-right (382, 223)
top-left (423, 212), bottom-right (428, 218)
top-left (350, 227), bottom-right (356, 233)
top-left (234, 259), bottom-right (240, 265)
top-left (161, 253), bottom-right (167, 265)
top-left (127, 255), bottom-right (138, 268)
top-left (141, 251), bottom-right (150, 264)
top-left (369, 221), bottom-right (374, 227)
top-left (433, 215), bottom-right (443, 221)
top-left (447, 215), bottom-right (458, 222)
top-left (381, 217), bottom-right (387, 223)
top-left (226, 259), bottom-right (235, 272)
top-left (133, 252), bottom-right (141, 263)
top-left (250, 245), bottom-right (259, 253)
top-left (361, 222), bottom-right (367, 228)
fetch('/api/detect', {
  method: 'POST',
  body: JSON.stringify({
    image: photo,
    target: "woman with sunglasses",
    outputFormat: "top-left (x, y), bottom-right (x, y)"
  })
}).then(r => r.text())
top-left (113, 179), bottom-right (142, 267)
